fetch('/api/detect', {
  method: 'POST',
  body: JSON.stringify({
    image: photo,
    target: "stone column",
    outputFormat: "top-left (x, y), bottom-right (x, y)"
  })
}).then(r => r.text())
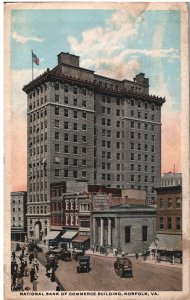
top-left (92, 218), bottom-right (96, 246)
top-left (100, 218), bottom-right (104, 246)
top-left (108, 218), bottom-right (112, 247)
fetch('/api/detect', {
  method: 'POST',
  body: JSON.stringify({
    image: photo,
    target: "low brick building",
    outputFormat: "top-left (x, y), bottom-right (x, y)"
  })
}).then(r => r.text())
top-left (11, 192), bottom-right (27, 241)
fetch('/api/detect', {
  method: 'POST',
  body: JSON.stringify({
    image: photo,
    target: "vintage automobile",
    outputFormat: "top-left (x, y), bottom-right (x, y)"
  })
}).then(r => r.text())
top-left (45, 252), bottom-right (59, 268)
top-left (60, 250), bottom-right (72, 261)
top-left (77, 256), bottom-right (90, 273)
top-left (114, 257), bottom-right (133, 278)
top-left (72, 249), bottom-right (84, 261)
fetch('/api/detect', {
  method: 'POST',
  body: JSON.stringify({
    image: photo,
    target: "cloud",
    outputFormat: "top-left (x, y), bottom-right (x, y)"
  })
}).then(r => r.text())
top-left (12, 31), bottom-right (44, 44)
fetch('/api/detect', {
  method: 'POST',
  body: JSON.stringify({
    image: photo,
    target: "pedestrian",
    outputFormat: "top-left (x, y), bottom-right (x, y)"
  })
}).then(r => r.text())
top-left (12, 250), bottom-right (16, 260)
top-left (32, 279), bottom-right (38, 291)
top-left (92, 245), bottom-right (95, 253)
top-left (16, 275), bottom-right (24, 291)
top-left (135, 252), bottom-right (139, 260)
top-left (56, 281), bottom-right (61, 291)
top-left (21, 246), bottom-right (25, 257)
top-left (115, 248), bottom-right (118, 256)
top-left (29, 252), bottom-right (34, 264)
top-left (30, 266), bottom-right (35, 283)
top-left (121, 251), bottom-right (125, 257)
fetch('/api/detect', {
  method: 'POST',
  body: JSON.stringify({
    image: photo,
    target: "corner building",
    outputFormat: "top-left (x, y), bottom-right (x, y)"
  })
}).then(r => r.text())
top-left (23, 52), bottom-right (165, 239)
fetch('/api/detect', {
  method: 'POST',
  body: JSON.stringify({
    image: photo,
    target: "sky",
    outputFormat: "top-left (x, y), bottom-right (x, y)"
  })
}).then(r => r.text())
top-left (9, 5), bottom-right (182, 191)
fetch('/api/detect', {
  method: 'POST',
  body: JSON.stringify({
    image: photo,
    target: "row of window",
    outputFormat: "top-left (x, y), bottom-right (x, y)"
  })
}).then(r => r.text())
top-left (130, 174), bottom-right (155, 183)
top-left (55, 83), bottom-right (87, 96)
top-left (30, 133), bottom-right (47, 144)
top-left (52, 199), bottom-right (78, 211)
top-left (29, 109), bottom-right (47, 122)
top-left (125, 225), bottom-right (148, 243)
top-left (55, 95), bottom-right (87, 107)
top-left (29, 194), bottom-right (48, 202)
top-left (29, 121), bottom-right (48, 134)
top-left (29, 84), bottom-right (47, 98)
top-left (51, 213), bottom-right (78, 226)
top-left (54, 144), bottom-right (88, 155)
top-left (131, 123), bottom-right (155, 131)
top-left (130, 100), bottom-right (156, 110)
top-left (29, 145), bottom-right (47, 156)
top-left (28, 95), bottom-right (47, 110)
top-left (130, 143), bottom-right (155, 152)
top-left (62, 158), bottom-right (87, 166)
top-left (131, 110), bottom-right (155, 120)
top-left (29, 182), bottom-right (48, 193)
top-left (159, 217), bottom-right (181, 230)
top-left (131, 164), bottom-right (155, 173)
top-left (159, 198), bottom-right (181, 209)
top-left (29, 206), bottom-right (47, 214)
top-left (55, 133), bottom-right (87, 143)
top-left (130, 153), bottom-right (155, 162)
top-left (54, 169), bottom-right (87, 178)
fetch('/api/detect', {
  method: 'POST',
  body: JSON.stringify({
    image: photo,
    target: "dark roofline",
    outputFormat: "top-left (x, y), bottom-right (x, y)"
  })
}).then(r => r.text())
top-left (155, 186), bottom-right (182, 193)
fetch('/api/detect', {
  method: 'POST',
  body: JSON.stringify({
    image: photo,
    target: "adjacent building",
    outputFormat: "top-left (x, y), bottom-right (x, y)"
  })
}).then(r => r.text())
top-left (149, 185), bottom-right (182, 262)
top-left (23, 52), bottom-right (165, 239)
top-left (11, 192), bottom-right (27, 241)
top-left (161, 172), bottom-right (182, 187)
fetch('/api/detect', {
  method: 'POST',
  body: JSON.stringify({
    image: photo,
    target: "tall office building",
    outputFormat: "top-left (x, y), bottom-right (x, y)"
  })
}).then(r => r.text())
top-left (23, 52), bottom-right (165, 239)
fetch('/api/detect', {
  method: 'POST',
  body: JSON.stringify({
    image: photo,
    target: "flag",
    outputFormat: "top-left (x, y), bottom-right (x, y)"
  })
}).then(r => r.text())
top-left (32, 52), bottom-right (39, 65)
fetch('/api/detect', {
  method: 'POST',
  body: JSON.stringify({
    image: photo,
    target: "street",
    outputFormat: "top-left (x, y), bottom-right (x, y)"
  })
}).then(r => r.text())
top-left (38, 251), bottom-right (182, 291)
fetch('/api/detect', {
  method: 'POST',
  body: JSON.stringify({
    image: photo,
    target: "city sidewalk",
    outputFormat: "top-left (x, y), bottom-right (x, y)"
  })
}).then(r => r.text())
top-left (85, 249), bottom-right (183, 268)
top-left (13, 248), bottom-right (58, 291)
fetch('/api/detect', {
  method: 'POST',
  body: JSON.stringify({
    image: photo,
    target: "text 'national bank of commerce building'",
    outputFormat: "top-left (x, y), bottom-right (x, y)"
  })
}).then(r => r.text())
top-left (23, 52), bottom-right (165, 239)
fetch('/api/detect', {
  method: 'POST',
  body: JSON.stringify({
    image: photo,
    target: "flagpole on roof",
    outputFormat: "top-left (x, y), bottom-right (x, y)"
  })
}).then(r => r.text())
top-left (31, 50), bottom-right (34, 80)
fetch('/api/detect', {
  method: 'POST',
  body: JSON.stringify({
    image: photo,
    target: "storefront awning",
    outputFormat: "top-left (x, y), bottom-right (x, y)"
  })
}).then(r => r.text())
top-left (72, 235), bottom-right (90, 243)
top-left (44, 231), bottom-right (61, 240)
top-left (61, 231), bottom-right (78, 240)
top-left (149, 234), bottom-right (182, 251)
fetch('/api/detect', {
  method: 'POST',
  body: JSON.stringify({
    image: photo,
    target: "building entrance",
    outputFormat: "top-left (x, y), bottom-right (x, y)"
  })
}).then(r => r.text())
top-left (34, 221), bottom-right (42, 240)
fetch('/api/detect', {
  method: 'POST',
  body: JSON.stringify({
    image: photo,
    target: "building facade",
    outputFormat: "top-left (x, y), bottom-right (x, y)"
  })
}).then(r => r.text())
top-left (23, 52), bottom-right (165, 238)
top-left (11, 192), bottom-right (27, 241)
top-left (161, 172), bottom-right (182, 187)
top-left (92, 204), bottom-right (157, 254)
top-left (149, 185), bottom-right (182, 262)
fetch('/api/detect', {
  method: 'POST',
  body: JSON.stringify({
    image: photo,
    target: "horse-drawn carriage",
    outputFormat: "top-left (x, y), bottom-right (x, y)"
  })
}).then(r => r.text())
top-left (114, 257), bottom-right (133, 278)
top-left (77, 256), bottom-right (90, 273)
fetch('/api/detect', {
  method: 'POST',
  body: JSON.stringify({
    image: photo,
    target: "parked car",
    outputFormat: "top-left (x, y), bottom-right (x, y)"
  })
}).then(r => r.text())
top-left (77, 256), bottom-right (90, 273)
top-left (72, 250), bottom-right (84, 261)
top-left (114, 257), bottom-right (133, 278)
top-left (60, 250), bottom-right (72, 261)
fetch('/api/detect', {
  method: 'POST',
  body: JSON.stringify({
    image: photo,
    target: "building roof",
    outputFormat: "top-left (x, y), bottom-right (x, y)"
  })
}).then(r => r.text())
top-left (155, 186), bottom-right (182, 193)
top-left (110, 204), bottom-right (155, 210)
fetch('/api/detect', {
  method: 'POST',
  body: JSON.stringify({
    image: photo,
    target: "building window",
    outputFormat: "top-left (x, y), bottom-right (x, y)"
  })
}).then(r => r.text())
top-left (144, 123), bottom-right (148, 130)
top-left (168, 198), bottom-right (173, 208)
top-left (176, 198), bottom-right (181, 208)
top-left (64, 108), bottom-right (69, 117)
top-left (176, 217), bottom-right (181, 230)
top-left (125, 226), bottom-right (131, 243)
top-left (82, 100), bottom-right (86, 107)
top-left (82, 171), bottom-right (87, 178)
top-left (131, 121), bottom-right (134, 128)
top-left (159, 217), bottom-right (164, 230)
top-left (73, 170), bottom-right (77, 178)
top-left (55, 107), bottom-right (59, 115)
top-left (55, 95), bottom-right (59, 102)
top-left (55, 120), bottom-right (59, 128)
top-left (138, 122), bottom-right (141, 129)
top-left (116, 121), bottom-right (120, 127)
top-left (64, 170), bottom-right (68, 177)
top-left (151, 125), bottom-right (155, 131)
top-left (73, 123), bottom-right (78, 131)
top-left (82, 147), bottom-right (86, 154)
top-left (159, 199), bottom-right (164, 208)
top-left (107, 119), bottom-right (111, 126)
top-left (55, 132), bottom-right (60, 140)
top-left (167, 217), bottom-right (172, 230)
top-left (55, 144), bottom-right (60, 153)
top-left (64, 145), bottom-right (69, 153)
top-left (131, 153), bottom-right (134, 160)
top-left (131, 175), bottom-right (134, 181)
top-left (131, 164), bottom-right (134, 171)
top-left (64, 158), bottom-right (69, 166)
top-left (73, 110), bottom-right (77, 119)
top-left (142, 225), bottom-right (148, 242)
top-left (82, 159), bottom-right (86, 166)
top-left (131, 110), bottom-right (134, 117)
top-left (64, 122), bottom-right (69, 130)
top-left (131, 132), bottom-right (134, 139)
top-left (64, 96), bottom-right (68, 104)
top-left (82, 124), bottom-right (87, 131)
top-left (64, 133), bottom-right (69, 142)
top-left (73, 135), bottom-right (78, 143)
top-left (55, 169), bottom-right (60, 177)
top-left (73, 146), bottom-right (78, 155)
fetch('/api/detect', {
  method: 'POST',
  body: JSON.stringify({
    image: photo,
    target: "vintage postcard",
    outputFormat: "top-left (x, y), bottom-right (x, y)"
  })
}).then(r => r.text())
top-left (4, 1), bottom-right (190, 300)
